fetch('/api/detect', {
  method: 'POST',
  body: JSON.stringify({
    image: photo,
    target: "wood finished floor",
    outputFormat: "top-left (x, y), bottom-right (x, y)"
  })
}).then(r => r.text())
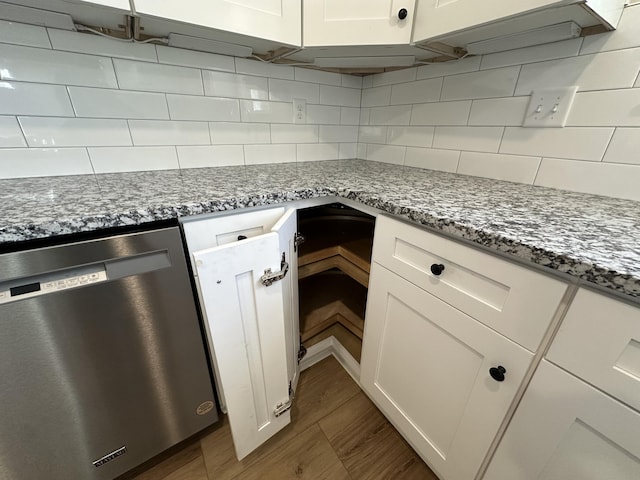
top-left (126, 356), bottom-right (438, 480)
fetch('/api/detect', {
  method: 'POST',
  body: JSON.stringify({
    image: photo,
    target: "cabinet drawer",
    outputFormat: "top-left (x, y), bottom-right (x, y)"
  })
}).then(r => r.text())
top-left (372, 215), bottom-right (567, 351)
top-left (547, 288), bottom-right (640, 413)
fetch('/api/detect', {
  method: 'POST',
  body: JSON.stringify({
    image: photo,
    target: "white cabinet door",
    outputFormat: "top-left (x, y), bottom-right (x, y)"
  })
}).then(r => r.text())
top-left (412, 0), bottom-right (558, 41)
top-left (190, 208), bottom-right (298, 460)
top-left (304, 0), bottom-right (416, 46)
top-left (133, 0), bottom-right (301, 46)
top-left (361, 263), bottom-right (533, 480)
top-left (484, 360), bottom-right (640, 480)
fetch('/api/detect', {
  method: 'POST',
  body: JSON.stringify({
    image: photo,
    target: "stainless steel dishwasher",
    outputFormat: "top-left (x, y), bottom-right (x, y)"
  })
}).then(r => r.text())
top-left (0, 225), bottom-right (218, 480)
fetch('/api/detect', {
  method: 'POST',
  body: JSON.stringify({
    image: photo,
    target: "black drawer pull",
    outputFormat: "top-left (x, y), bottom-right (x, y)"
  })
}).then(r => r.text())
top-left (430, 263), bottom-right (445, 276)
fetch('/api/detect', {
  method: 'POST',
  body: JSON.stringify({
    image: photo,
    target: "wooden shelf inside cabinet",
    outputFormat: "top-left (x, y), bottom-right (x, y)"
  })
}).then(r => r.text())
top-left (305, 323), bottom-right (363, 363)
top-left (298, 238), bottom-right (372, 287)
top-left (299, 271), bottom-right (367, 344)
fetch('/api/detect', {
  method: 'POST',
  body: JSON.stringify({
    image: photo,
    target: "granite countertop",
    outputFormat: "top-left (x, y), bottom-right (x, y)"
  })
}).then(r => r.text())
top-left (1, 159), bottom-right (638, 299)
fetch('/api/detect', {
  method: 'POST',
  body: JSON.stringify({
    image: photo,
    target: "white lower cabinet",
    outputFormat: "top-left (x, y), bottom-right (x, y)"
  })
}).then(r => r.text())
top-left (484, 360), bottom-right (640, 480)
top-left (182, 207), bottom-right (300, 460)
top-left (361, 263), bottom-right (534, 480)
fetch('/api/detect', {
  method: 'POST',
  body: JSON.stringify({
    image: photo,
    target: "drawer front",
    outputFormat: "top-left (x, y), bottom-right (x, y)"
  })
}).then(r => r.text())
top-left (372, 215), bottom-right (567, 351)
top-left (547, 288), bottom-right (640, 412)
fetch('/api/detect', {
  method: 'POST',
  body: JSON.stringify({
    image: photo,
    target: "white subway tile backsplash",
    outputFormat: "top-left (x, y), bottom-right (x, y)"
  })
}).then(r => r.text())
top-left (128, 120), bottom-right (210, 146)
top-left (0, 20), bottom-right (50, 48)
top-left (516, 48), bottom-right (640, 95)
top-left (372, 68), bottom-right (417, 87)
top-left (319, 125), bottom-right (358, 143)
top-left (357, 143), bottom-right (367, 158)
top-left (114, 59), bottom-right (203, 95)
top-left (602, 128), bottom-right (640, 165)
top-left (369, 105), bottom-right (411, 125)
top-left (0, 148), bottom-right (93, 178)
top-left (0, 116), bottom-right (26, 147)
top-left (307, 105), bottom-right (341, 124)
top-left (240, 100), bottom-right (292, 123)
top-left (167, 95), bottom-right (240, 121)
top-left (361, 86), bottom-right (391, 107)
top-left (177, 145), bottom-right (245, 168)
top-left (342, 75), bottom-right (363, 89)
top-left (416, 56), bottom-right (481, 80)
top-left (297, 143), bottom-right (340, 162)
top-left (269, 79), bottom-right (320, 103)
top-left (441, 66), bottom-right (520, 101)
top-left (458, 151), bottom-right (541, 184)
top-left (0, 44), bottom-right (118, 88)
top-left (366, 144), bottom-right (406, 165)
top-left (0, 82), bottom-right (74, 116)
top-left (359, 108), bottom-right (371, 126)
top-left (19, 117), bottom-right (132, 147)
top-left (390, 78), bottom-right (442, 105)
top-left (320, 85), bottom-right (361, 107)
top-left (433, 126), bottom-right (504, 153)
top-left (480, 38), bottom-right (582, 70)
top-left (88, 146), bottom-right (179, 173)
top-left (271, 125), bottom-right (319, 143)
top-left (387, 126), bottom-right (434, 147)
top-left (358, 126), bottom-right (388, 144)
top-left (209, 122), bottom-right (270, 144)
top-left (203, 71), bottom-right (268, 100)
top-left (535, 157), bottom-right (640, 201)
top-left (567, 89), bottom-right (640, 127)
top-left (234, 59), bottom-right (294, 80)
top-left (411, 101), bottom-right (472, 126)
top-left (68, 87), bottom-right (169, 119)
top-left (244, 144), bottom-right (296, 164)
top-left (468, 97), bottom-right (529, 126)
top-left (339, 143), bottom-right (358, 159)
top-left (362, 76), bottom-right (373, 89)
top-left (156, 45), bottom-right (235, 72)
top-left (48, 29), bottom-right (157, 62)
top-left (404, 147), bottom-right (460, 172)
top-left (580, 4), bottom-right (640, 55)
top-left (500, 127), bottom-right (614, 161)
top-left (340, 107), bottom-right (360, 125)
top-left (294, 68), bottom-right (341, 86)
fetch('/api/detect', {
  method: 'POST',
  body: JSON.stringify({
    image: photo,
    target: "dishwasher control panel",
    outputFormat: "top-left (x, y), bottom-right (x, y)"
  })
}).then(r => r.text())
top-left (0, 265), bottom-right (107, 305)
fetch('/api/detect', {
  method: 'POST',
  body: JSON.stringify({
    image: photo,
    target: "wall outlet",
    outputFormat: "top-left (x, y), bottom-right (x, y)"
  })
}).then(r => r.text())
top-left (293, 98), bottom-right (306, 124)
top-left (523, 86), bottom-right (578, 128)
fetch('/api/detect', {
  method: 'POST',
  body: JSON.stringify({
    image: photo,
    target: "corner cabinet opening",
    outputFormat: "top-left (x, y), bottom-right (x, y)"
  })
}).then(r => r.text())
top-left (180, 202), bottom-right (375, 461)
top-left (297, 203), bottom-right (375, 365)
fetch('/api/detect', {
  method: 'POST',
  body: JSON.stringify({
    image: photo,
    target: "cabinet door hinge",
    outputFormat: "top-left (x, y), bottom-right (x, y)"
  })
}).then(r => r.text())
top-left (260, 252), bottom-right (289, 286)
top-left (274, 383), bottom-right (294, 418)
top-left (297, 339), bottom-right (307, 363)
top-left (294, 233), bottom-right (305, 252)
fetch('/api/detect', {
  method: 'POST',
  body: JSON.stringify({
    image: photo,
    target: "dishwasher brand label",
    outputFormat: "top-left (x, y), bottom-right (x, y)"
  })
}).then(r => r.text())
top-left (92, 446), bottom-right (127, 467)
top-left (196, 400), bottom-right (215, 415)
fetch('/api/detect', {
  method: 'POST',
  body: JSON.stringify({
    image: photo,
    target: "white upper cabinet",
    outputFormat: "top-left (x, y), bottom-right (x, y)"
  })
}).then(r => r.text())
top-left (303, 0), bottom-right (416, 46)
top-left (412, 0), bottom-right (626, 51)
top-left (413, 0), bottom-right (558, 41)
top-left (76, 0), bottom-right (130, 8)
top-left (132, 0), bottom-right (301, 46)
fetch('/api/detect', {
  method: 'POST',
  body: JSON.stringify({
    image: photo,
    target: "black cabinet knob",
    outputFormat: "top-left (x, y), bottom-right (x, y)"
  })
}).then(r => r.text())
top-left (398, 8), bottom-right (408, 20)
top-left (489, 366), bottom-right (506, 382)
top-left (430, 263), bottom-right (445, 276)
top-left (237, 235), bottom-right (247, 240)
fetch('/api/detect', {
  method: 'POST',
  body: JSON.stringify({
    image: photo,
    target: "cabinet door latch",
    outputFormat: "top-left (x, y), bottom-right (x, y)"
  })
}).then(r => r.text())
top-left (260, 253), bottom-right (289, 286)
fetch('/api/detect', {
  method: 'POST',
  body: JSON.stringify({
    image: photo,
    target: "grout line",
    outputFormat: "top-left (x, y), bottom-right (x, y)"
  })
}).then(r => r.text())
top-left (599, 127), bottom-right (617, 162)
top-left (532, 156), bottom-right (544, 184)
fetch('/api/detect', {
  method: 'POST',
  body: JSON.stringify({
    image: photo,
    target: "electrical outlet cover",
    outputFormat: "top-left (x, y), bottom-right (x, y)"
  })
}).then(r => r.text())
top-left (293, 98), bottom-right (306, 124)
top-left (523, 86), bottom-right (578, 128)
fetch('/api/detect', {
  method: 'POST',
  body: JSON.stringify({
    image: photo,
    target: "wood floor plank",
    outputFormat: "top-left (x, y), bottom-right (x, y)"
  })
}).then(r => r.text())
top-left (129, 440), bottom-right (203, 480)
top-left (232, 424), bottom-right (351, 480)
top-left (163, 456), bottom-right (208, 480)
top-left (200, 357), bottom-right (361, 480)
top-left (319, 392), bottom-right (438, 480)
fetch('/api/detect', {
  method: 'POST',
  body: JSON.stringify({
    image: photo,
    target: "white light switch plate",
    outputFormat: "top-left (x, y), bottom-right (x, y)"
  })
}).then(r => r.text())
top-left (523, 86), bottom-right (578, 128)
top-left (293, 98), bottom-right (306, 124)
